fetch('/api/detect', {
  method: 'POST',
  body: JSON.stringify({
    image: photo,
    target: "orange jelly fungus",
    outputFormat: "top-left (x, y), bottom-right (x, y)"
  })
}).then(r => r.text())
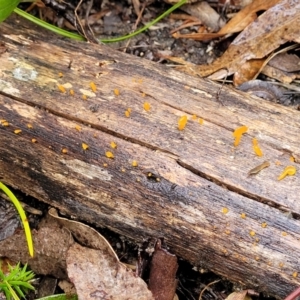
top-left (132, 160), bottom-right (138, 167)
top-left (143, 102), bottom-right (151, 111)
top-left (69, 89), bottom-right (75, 96)
top-left (178, 115), bottom-right (188, 131)
top-left (58, 85), bottom-right (66, 93)
top-left (250, 230), bottom-right (256, 236)
top-left (222, 207), bottom-right (229, 214)
top-left (110, 141), bottom-right (117, 149)
top-left (31, 138), bottom-right (37, 143)
top-left (252, 138), bottom-right (263, 156)
top-left (58, 72), bottom-right (63, 78)
top-left (75, 125), bottom-right (81, 131)
top-left (82, 143), bottom-right (89, 150)
top-left (282, 232), bottom-right (287, 236)
top-left (103, 163), bottom-right (108, 167)
top-left (278, 165), bottom-right (296, 180)
top-left (233, 125), bottom-right (248, 147)
top-left (192, 114), bottom-right (197, 120)
top-left (62, 148), bottom-right (68, 154)
top-left (2, 121), bottom-right (9, 126)
top-left (261, 222), bottom-right (267, 228)
top-left (114, 89), bottom-right (120, 96)
top-left (14, 129), bottom-right (22, 134)
top-left (290, 156), bottom-right (295, 162)
top-left (27, 124), bottom-right (33, 129)
top-left (241, 213), bottom-right (246, 219)
top-left (125, 110), bottom-right (130, 118)
top-left (105, 151), bottom-right (114, 159)
top-left (293, 272), bottom-right (298, 278)
top-left (90, 82), bottom-right (97, 92)
top-left (199, 118), bottom-right (204, 125)
top-left (82, 94), bottom-right (87, 100)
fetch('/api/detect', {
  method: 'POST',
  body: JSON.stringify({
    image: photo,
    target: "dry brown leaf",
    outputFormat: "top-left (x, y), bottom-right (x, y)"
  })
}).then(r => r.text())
top-left (67, 243), bottom-right (154, 300)
top-left (173, 0), bottom-right (280, 40)
top-left (48, 207), bottom-right (118, 261)
top-left (148, 239), bottom-right (178, 300)
top-left (225, 290), bottom-right (254, 300)
top-left (232, 58), bottom-right (265, 86)
top-left (195, 0), bottom-right (300, 79)
top-left (0, 215), bottom-right (73, 279)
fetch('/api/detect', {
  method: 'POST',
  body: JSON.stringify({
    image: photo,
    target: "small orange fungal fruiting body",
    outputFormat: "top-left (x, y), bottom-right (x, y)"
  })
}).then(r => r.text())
top-left (58, 85), bottom-right (66, 93)
top-left (241, 213), bottom-right (246, 219)
top-left (58, 72), bottom-right (63, 78)
top-left (69, 89), bottom-right (75, 96)
top-left (82, 143), bottom-right (89, 150)
top-left (233, 125), bottom-right (248, 147)
top-left (222, 207), bottom-right (229, 214)
top-left (105, 151), bottom-right (114, 159)
top-left (14, 129), bottom-right (22, 134)
top-left (252, 138), bottom-right (263, 156)
top-left (125, 110), bottom-right (130, 118)
top-left (2, 121), bottom-right (9, 126)
top-left (293, 272), bottom-right (298, 278)
top-left (250, 230), bottom-right (255, 236)
top-left (90, 82), bottom-right (97, 93)
top-left (62, 148), bottom-right (68, 154)
top-left (31, 138), bottom-right (37, 143)
top-left (191, 114), bottom-right (197, 120)
top-left (110, 141), bottom-right (117, 149)
top-left (27, 124), bottom-right (33, 129)
top-left (132, 160), bottom-right (138, 167)
top-left (178, 115), bottom-right (188, 131)
top-left (199, 118), bottom-right (204, 125)
top-left (82, 94), bottom-right (87, 100)
top-left (143, 102), bottom-right (151, 111)
top-left (75, 125), bottom-right (81, 131)
top-left (290, 156), bottom-right (295, 162)
top-left (278, 165), bottom-right (296, 180)
top-left (261, 222), bottom-right (267, 228)
top-left (114, 89), bottom-right (120, 96)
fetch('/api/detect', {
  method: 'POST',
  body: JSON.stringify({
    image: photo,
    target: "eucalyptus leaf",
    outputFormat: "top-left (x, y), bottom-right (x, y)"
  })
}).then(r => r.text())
top-left (0, 0), bottom-right (21, 23)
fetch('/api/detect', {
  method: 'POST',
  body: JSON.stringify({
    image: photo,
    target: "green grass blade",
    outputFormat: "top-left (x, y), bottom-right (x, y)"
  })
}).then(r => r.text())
top-left (0, 182), bottom-right (34, 257)
top-left (100, 0), bottom-right (187, 43)
top-left (13, 8), bottom-right (85, 41)
top-left (0, 0), bottom-right (20, 22)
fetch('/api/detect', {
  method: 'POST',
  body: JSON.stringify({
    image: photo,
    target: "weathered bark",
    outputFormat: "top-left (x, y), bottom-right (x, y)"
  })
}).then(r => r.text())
top-left (1, 15), bottom-right (300, 298)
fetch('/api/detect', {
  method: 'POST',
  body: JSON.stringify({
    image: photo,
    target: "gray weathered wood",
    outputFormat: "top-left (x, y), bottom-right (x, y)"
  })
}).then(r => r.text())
top-left (1, 15), bottom-right (300, 298)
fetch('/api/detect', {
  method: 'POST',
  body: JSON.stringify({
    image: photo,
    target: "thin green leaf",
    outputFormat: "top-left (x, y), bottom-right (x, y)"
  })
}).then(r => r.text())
top-left (12, 285), bottom-right (25, 299)
top-left (14, 8), bottom-right (85, 41)
top-left (0, 182), bottom-right (34, 257)
top-left (36, 294), bottom-right (78, 300)
top-left (4, 280), bottom-right (20, 300)
top-left (0, 0), bottom-right (21, 23)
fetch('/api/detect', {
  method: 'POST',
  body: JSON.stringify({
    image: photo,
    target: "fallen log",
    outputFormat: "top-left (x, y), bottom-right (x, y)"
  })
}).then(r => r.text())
top-left (1, 15), bottom-right (300, 298)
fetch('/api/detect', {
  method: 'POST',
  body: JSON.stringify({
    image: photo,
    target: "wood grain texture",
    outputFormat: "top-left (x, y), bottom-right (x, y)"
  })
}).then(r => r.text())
top-left (1, 15), bottom-right (300, 298)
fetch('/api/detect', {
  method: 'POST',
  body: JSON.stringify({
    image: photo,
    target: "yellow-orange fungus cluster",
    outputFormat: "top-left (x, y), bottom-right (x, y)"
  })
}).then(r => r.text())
top-left (90, 82), bottom-right (97, 93)
top-left (278, 166), bottom-right (296, 181)
top-left (58, 85), bottom-right (66, 93)
top-left (82, 143), bottom-right (89, 150)
top-left (178, 115), bottom-right (188, 131)
top-left (105, 151), bottom-right (114, 159)
top-left (233, 125), bottom-right (248, 147)
top-left (252, 138), bottom-right (263, 156)
top-left (143, 102), bottom-right (151, 111)
top-left (110, 142), bottom-right (117, 149)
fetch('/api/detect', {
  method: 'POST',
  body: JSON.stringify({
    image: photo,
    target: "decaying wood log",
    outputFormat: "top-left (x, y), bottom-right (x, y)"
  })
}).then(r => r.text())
top-left (1, 16), bottom-right (300, 298)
